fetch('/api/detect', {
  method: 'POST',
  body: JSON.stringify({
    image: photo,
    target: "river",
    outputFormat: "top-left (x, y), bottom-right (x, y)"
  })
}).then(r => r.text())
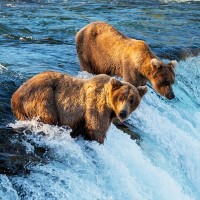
top-left (0, 0), bottom-right (200, 199)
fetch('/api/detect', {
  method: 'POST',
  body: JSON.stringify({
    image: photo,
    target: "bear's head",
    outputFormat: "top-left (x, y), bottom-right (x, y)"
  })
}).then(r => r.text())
top-left (108, 78), bottom-right (147, 122)
top-left (150, 58), bottom-right (177, 100)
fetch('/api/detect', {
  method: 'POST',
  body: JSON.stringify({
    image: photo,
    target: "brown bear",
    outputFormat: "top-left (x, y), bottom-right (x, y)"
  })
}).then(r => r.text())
top-left (11, 71), bottom-right (147, 144)
top-left (75, 21), bottom-right (177, 100)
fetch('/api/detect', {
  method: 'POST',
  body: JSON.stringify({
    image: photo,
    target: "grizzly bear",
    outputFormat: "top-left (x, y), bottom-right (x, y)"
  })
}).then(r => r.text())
top-left (11, 71), bottom-right (147, 144)
top-left (75, 21), bottom-right (177, 100)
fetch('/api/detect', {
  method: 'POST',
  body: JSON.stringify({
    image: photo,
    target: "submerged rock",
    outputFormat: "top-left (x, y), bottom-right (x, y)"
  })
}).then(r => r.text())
top-left (0, 127), bottom-right (48, 175)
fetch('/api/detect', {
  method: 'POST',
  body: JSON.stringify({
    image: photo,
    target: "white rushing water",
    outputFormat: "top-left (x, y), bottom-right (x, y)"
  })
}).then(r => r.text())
top-left (159, 0), bottom-right (200, 2)
top-left (3, 55), bottom-right (200, 200)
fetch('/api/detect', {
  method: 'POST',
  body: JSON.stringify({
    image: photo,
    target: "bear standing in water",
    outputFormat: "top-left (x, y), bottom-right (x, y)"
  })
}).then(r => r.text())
top-left (75, 21), bottom-right (177, 100)
top-left (11, 71), bottom-right (147, 144)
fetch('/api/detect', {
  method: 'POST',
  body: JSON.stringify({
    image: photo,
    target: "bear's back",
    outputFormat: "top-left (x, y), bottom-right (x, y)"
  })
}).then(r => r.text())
top-left (76, 21), bottom-right (129, 45)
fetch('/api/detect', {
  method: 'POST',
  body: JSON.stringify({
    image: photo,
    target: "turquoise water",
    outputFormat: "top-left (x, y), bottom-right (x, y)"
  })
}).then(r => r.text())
top-left (0, 0), bottom-right (200, 199)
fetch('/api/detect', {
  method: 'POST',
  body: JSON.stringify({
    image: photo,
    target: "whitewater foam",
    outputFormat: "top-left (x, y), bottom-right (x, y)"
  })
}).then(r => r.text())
top-left (8, 118), bottom-right (192, 200)
top-left (0, 175), bottom-right (18, 200)
top-left (0, 64), bottom-right (8, 74)
top-left (159, 0), bottom-right (200, 3)
top-left (129, 56), bottom-right (200, 198)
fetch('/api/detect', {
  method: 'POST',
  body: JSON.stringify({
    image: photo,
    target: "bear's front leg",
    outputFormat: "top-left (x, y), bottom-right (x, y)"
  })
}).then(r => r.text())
top-left (85, 110), bottom-right (109, 144)
top-left (123, 65), bottom-right (138, 86)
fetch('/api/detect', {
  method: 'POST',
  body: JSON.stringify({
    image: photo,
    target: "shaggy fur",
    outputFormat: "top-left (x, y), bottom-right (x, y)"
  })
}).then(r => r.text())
top-left (11, 71), bottom-right (147, 144)
top-left (75, 21), bottom-right (176, 99)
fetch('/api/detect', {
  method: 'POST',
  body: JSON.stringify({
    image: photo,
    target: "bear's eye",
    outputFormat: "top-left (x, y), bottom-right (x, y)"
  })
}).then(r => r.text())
top-left (165, 80), bottom-right (170, 86)
top-left (113, 95), bottom-right (118, 102)
top-left (130, 98), bottom-right (134, 104)
top-left (119, 96), bottom-right (124, 101)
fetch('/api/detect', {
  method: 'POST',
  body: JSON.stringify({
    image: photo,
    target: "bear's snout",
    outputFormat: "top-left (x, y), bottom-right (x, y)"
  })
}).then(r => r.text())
top-left (166, 91), bottom-right (175, 100)
top-left (119, 110), bottom-right (128, 120)
top-left (165, 87), bottom-right (175, 100)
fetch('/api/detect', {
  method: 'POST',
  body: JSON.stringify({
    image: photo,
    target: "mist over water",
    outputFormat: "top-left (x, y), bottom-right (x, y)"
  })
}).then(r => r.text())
top-left (0, 0), bottom-right (200, 199)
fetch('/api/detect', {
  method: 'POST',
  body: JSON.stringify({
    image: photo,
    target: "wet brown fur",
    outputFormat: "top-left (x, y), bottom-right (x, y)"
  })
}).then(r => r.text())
top-left (75, 21), bottom-right (176, 99)
top-left (11, 71), bottom-right (147, 144)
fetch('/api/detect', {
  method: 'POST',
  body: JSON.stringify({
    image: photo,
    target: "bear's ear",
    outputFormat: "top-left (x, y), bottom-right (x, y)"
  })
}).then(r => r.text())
top-left (110, 77), bottom-right (122, 90)
top-left (151, 58), bottom-right (162, 70)
top-left (169, 60), bottom-right (177, 68)
top-left (137, 86), bottom-right (148, 97)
